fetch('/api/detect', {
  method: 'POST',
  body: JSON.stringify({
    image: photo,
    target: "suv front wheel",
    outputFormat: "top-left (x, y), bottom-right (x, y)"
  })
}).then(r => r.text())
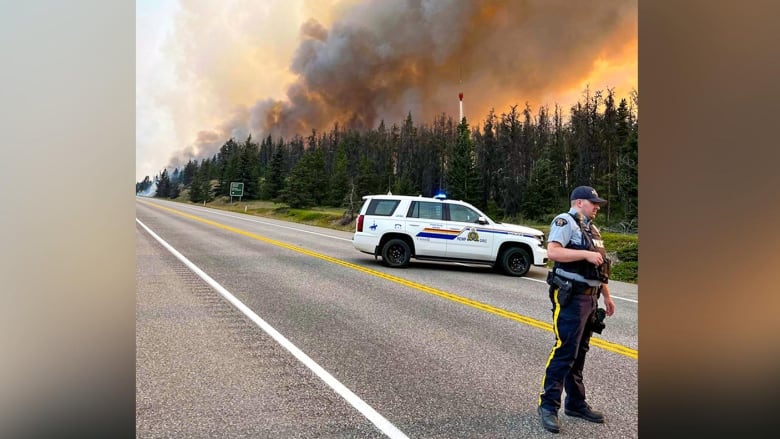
top-left (499, 247), bottom-right (531, 277)
top-left (380, 238), bottom-right (411, 268)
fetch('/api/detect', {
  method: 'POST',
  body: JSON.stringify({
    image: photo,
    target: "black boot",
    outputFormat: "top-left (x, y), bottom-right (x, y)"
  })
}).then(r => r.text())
top-left (564, 405), bottom-right (605, 423)
top-left (538, 406), bottom-right (561, 433)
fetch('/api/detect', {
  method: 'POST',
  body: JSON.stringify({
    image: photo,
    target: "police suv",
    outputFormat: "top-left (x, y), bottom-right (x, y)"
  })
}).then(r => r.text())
top-left (353, 193), bottom-right (548, 276)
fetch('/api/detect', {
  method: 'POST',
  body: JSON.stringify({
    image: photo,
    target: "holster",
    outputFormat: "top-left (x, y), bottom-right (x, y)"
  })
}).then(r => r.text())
top-left (546, 271), bottom-right (574, 307)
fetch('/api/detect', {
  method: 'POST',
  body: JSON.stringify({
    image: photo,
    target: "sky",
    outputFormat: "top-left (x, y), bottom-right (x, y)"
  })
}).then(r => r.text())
top-left (136, 0), bottom-right (637, 183)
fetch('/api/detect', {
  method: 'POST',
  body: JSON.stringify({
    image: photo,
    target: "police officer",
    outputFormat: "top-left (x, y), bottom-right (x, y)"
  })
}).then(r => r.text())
top-left (537, 185), bottom-right (616, 434)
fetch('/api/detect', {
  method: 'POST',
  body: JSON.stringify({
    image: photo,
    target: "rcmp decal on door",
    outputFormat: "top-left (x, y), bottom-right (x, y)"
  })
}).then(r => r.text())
top-left (417, 227), bottom-right (488, 243)
top-left (458, 226), bottom-right (488, 243)
top-left (416, 228), bottom-right (460, 240)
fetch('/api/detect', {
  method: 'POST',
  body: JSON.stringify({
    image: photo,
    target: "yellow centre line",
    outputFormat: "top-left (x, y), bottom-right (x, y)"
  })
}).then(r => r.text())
top-left (140, 200), bottom-right (638, 359)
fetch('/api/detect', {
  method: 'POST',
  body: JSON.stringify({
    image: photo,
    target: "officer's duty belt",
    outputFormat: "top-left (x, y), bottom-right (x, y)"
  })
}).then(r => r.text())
top-left (568, 278), bottom-right (600, 296)
top-left (579, 286), bottom-right (600, 296)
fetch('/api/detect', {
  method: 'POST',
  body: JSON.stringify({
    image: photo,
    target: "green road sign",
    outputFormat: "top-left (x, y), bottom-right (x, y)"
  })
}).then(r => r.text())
top-left (229, 182), bottom-right (244, 197)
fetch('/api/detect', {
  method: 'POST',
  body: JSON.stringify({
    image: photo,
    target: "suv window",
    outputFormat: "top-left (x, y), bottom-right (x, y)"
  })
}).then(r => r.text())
top-left (366, 199), bottom-right (400, 216)
top-left (448, 203), bottom-right (480, 223)
top-left (407, 201), bottom-right (443, 220)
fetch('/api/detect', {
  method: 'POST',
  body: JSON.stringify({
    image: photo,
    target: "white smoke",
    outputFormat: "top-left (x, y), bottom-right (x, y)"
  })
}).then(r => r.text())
top-left (137, 180), bottom-right (158, 197)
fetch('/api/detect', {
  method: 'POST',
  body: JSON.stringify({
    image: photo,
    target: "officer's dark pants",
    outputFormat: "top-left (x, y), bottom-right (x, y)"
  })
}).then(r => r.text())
top-left (538, 288), bottom-right (597, 412)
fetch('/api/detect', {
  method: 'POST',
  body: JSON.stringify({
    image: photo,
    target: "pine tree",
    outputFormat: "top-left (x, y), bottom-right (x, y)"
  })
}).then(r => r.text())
top-left (155, 169), bottom-right (171, 198)
top-left (393, 113), bottom-right (418, 195)
top-left (189, 159), bottom-right (214, 203)
top-left (355, 154), bottom-right (379, 198)
top-left (521, 157), bottom-right (558, 220)
top-left (613, 97), bottom-right (637, 227)
top-left (328, 143), bottom-right (349, 206)
top-left (473, 109), bottom-right (501, 212)
top-left (496, 105), bottom-right (523, 217)
top-left (216, 138), bottom-right (241, 197)
top-left (278, 148), bottom-right (326, 208)
top-left (188, 162), bottom-right (203, 203)
top-left (136, 175), bottom-right (152, 194)
top-left (169, 180), bottom-right (181, 199)
top-left (181, 160), bottom-right (197, 187)
top-left (279, 171), bottom-right (311, 208)
top-left (239, 135), bottom-right (260, 199)
top-left (263, 142), bottom-right (285, 200)
top-left (447, 118), bottom-right (479, 204)
top-left (307, 148), bottom-right (327, 205)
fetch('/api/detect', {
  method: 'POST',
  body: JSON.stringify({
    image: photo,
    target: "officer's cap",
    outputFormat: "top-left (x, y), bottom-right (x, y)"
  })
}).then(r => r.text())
top-left (570, 186), bottom-right (607, 205)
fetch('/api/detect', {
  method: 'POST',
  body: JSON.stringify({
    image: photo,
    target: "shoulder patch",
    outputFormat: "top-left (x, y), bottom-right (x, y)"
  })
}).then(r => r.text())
top-left (554, 217), bottom-right (568, 227)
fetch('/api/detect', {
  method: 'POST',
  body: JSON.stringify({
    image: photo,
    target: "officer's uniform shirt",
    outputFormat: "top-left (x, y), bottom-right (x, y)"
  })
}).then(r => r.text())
top-left (547, 208), bottom-right (602, 287)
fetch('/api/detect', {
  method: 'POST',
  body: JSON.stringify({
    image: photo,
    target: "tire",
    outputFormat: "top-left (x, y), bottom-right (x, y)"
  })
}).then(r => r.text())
top-left (499, 247), bottom-right (531, 277)
top-left (381, 238), bottom-right (411, 268)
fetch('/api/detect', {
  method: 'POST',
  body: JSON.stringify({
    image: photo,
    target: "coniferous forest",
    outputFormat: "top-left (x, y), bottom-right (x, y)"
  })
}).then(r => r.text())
top-left (137, 88), bottom-right (638, 232)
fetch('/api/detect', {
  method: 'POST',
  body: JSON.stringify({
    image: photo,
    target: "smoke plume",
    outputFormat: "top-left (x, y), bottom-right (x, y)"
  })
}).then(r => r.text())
top-left (167, 0), bottom-right (636, 169)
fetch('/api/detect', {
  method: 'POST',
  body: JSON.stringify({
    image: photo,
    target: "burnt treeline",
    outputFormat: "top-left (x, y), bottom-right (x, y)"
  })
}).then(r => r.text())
top-left (137, 88), bottom-right (637, 230)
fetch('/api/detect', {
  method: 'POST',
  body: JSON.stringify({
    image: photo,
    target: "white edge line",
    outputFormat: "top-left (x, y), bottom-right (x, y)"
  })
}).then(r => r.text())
top-left (136, 218), bottom-right (409, 439)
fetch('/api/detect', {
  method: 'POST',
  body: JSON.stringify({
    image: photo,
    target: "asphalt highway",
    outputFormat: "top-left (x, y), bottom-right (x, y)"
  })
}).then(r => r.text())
top-left (136, 197), bottom-right (638, 438)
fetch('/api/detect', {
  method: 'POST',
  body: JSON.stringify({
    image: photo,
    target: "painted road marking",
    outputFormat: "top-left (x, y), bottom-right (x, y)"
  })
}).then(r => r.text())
top-left (137, 218), bottom-right (410, 439)
top-left (139, 199), bottom-right (638, 359)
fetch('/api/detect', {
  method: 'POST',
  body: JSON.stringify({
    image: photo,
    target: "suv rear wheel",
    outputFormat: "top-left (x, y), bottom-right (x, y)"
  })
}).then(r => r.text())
top-left (381, 238), bottom-right (411, 268)
top-left (499, 247), bottom-right (531, 277)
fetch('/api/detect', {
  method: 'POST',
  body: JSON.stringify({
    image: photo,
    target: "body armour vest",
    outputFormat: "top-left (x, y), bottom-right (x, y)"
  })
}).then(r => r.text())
top-left (554, 213), bottom-right (609, 282)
